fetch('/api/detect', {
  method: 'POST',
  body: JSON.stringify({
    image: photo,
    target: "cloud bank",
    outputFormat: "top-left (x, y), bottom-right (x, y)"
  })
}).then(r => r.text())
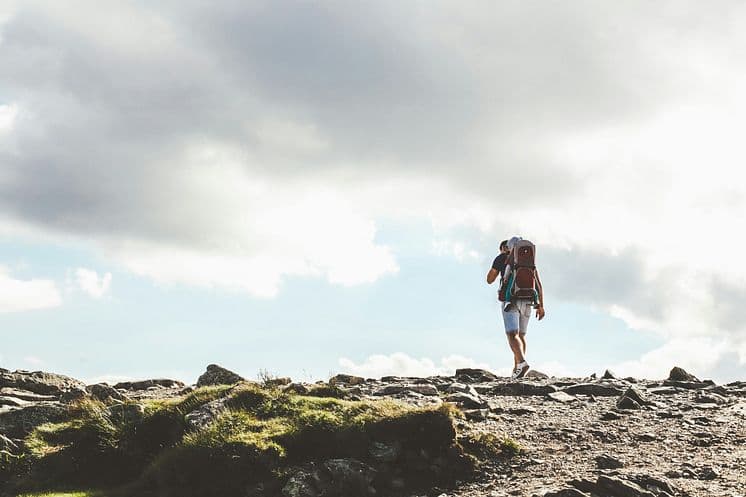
top-left (1, 1), bottom-right (746, 375)
top-left (0, 266), bottom-right (61, 313)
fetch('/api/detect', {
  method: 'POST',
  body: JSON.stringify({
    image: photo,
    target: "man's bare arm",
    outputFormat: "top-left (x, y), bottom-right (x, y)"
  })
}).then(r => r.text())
top-left (486, 268), bottom-right (499, 284)
top-left (535, 269), bottom-right (545, 320)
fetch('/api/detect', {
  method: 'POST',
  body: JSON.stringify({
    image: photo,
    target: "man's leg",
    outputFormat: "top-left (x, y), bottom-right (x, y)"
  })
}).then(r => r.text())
top-left (517, 302), bottom-right (531, 360)
top-left (506, 332), bottom-right (525, 367)
top-left (502, 305), bottom-right (524, 368)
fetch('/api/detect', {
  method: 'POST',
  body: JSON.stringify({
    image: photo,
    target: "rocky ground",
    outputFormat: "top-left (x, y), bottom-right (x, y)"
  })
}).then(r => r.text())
top-left (1, 365), bottom-right (745, 497)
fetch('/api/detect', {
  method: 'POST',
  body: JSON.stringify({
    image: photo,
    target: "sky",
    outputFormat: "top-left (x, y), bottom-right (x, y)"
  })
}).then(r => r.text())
top-left (1, 0), bottom-right (745, 385)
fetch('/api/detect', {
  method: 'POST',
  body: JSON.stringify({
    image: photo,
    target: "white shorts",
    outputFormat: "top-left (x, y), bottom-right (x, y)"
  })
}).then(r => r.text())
top-left (502, 300), bottom-right (533, 335)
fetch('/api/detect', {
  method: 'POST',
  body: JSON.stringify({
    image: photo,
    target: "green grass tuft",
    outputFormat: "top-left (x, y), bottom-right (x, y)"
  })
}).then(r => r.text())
top-left (460, 432), bottom-right (524, 459)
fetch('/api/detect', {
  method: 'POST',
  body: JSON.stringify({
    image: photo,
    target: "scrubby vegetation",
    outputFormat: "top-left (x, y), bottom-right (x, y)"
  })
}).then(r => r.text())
top-left (2, 383), bottom-right (492, 497)
top-left (459, 431), bottom-right (524, 459)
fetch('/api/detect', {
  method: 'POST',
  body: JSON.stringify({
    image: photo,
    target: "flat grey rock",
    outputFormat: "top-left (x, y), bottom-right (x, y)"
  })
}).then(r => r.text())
top-left (547, 391), bottom-right (578, 403)
top-left (0, 370), bottom-right (85, 396)
top-left (562, 383), bottom-right (624, 397)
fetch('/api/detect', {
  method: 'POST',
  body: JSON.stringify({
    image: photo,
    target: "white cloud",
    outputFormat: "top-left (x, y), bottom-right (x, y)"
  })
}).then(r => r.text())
top-left (94, 158), bottom-right (400, 297)
top-left (74, 267), bottom-right (112, 299)
top-left (0, 266), bottom-right (62, 313)
top-left (0, 103), bottom-right (17, 131)
top-left (337, 352), bottom-right (493, 378)
top-left (432, 238), bottom-right (481, 262)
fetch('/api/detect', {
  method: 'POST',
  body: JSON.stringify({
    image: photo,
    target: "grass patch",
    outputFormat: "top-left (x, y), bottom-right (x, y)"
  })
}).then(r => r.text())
top-left (7, 383), bottom-right (479, 497)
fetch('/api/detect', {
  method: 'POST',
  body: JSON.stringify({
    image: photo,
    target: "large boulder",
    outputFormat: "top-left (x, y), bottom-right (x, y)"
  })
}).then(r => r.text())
top-left (0, 370), bottom-right (85, 396)
top-left (455, 368), bottom-right (498, 383)
top-left (329, 374), bottom-right (365, 386)
top-left (196, 364), bottom-right (245, 387)
top-left (87, 383), bottom-right (127, 402)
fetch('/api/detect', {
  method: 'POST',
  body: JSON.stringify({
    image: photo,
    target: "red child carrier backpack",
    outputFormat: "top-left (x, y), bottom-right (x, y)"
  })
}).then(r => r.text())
top-left (498, 239), bottom-right (538, 303)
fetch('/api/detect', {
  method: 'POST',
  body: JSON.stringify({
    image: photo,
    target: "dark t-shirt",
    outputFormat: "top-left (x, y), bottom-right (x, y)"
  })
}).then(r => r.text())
top-left (492, 253), bottom-right (507, 278)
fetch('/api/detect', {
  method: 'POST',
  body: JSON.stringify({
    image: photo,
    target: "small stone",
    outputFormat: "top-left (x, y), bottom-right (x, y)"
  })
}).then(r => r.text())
top-left (628, 475), bottom-right (676, 495)
top-left (601, 411), bottom-right (622, 421)
top-left (595, 475), bottom-right (656, 497)
top-left (601, 369), bottom-right (618, 380)
top-left (407, 384), bottom-right (439, 396)
top-left (616, 396), bottom-right (641, 410)
top-left (648, 386), bottom-right (679, 395)
top-left (544, 489), bottom-right (591, 497)
top-left (525, 370), bottom-right (549, 379)
top-left (595, 454), bottom-right (624, 469)
top-left (373, 384), bottom-right (406, 396)
top-left (636, 432), bottom-right (658, 442)
top-left (445, 392), bottom-right (488, 409)
top-left (462, 408), bottom-right (489, 421)
top-left (562, 383), bottom-right (624, 397)
top-left (283, 383), bottom-right (310, 395)
top-left (60, 386), bottom-right (88, 404)
top-left (185, 398), bottom-right (227, 430)
top-left (696, 465), bottom-right (719, 480)
top-left (547, 391), bottom-right (578, 403)
top-left (264, 377), bottom-right (292, 387)
top-left (668, 366), bottom-right (699, 382)
top-left (455, 368), bottom-right (498, 383)
top-left (87, 383), bottom-right (126, 402)
top-left (656, 410), bottom-right (683, 419)
top-left (196, 364), bottom-right (244, 387)
top-left (494, 383), bottom-right (558, 396)
top-left (446, 382), bottom-right (479, 397)
top-left (695, 391), bottom-right (728, 405)
top-left (616, 386), bottom-right (650, 410)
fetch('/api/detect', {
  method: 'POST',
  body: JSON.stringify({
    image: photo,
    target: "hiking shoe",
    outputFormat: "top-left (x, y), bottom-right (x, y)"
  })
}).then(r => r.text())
top-left (510, 366), bottom-right (522, 381)
top-left (515, 361), bottom-right (530, 379)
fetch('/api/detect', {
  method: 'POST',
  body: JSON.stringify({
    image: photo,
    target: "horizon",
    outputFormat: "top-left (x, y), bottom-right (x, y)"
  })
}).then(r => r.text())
top-left (2, 1), bottom-right (746, 385)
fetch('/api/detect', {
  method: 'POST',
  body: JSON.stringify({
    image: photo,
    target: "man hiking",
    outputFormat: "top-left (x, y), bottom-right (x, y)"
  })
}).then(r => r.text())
top-left (486, 236), bottom-right (545, 380)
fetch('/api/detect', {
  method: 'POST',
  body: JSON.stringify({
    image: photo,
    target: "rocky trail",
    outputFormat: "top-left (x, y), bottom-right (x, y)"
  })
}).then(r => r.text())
top-left (1, 365), bottom-right (744, 497)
